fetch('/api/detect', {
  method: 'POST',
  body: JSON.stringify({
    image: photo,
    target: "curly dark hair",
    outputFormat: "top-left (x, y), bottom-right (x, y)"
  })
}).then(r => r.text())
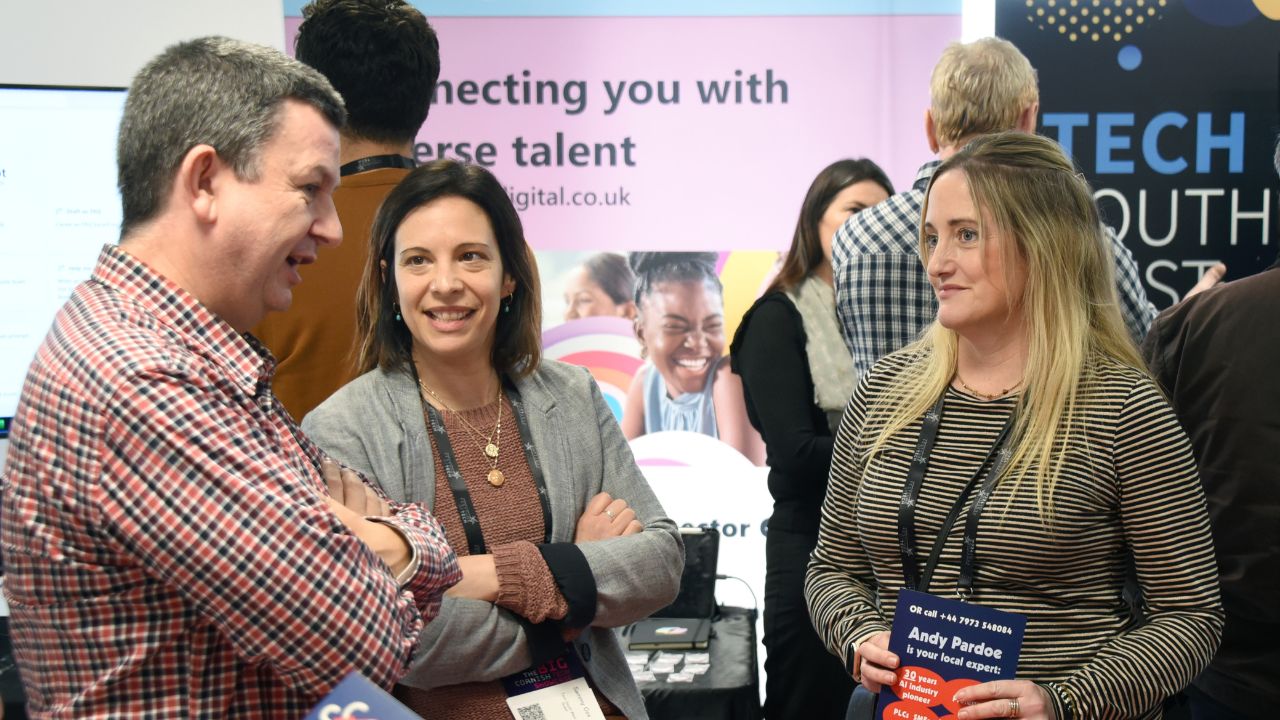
top-left (628, 252), bottom-right (722, 310)
top-left (295, 0), bottom-right (440, 145)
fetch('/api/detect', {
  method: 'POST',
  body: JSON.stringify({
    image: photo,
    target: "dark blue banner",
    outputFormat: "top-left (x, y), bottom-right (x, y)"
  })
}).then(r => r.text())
top-left (999, 0), bottom-right (1280, 306)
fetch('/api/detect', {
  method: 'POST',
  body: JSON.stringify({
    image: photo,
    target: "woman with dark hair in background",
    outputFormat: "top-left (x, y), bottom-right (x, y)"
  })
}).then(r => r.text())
top-left (563, 252), bottom-right (637, 322)
top-left (621, 251), bottom-right (765, 464)
top-left (304, 159), bottom-right (682, 719)
top-left (730, 159), bottom-right (893, 719)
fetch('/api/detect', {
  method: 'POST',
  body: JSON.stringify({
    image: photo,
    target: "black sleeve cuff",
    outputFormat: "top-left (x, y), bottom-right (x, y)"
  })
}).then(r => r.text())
top-left (518, 615), bottom-right (567, 666)
top-left (537, 542), bottom-right (597, 628)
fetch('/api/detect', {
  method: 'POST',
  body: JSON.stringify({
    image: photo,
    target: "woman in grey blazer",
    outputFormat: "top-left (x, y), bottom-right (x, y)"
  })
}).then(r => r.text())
top-left (303, 160), bottom-right (682, 719)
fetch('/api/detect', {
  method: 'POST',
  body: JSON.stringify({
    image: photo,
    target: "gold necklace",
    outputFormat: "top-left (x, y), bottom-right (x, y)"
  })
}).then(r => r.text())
top-left (418, 379), bottom-right (506, 487)
top-left (955, 374), bottom-right (1022, 401)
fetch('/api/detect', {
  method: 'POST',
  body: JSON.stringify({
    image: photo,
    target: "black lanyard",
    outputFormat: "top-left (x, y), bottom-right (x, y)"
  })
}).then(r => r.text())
top-left (421, 377), bottom-right (553, 556)
top-left (897, 390), bottom-right (1017, 599)
top-left (339, 154), bottom-right (416, 177)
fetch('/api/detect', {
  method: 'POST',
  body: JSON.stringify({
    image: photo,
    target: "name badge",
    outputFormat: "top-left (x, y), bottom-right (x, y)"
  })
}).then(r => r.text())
top-left (501, 648), bottom-right (606, 720)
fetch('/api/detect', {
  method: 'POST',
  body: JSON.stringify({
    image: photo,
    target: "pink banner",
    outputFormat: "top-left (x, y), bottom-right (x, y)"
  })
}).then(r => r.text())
top-left (285, 14), bottom-right (959, 252)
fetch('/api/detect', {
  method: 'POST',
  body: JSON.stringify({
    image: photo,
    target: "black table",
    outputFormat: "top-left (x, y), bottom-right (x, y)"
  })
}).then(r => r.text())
top-left (622, 606), bottom-right (762, 720)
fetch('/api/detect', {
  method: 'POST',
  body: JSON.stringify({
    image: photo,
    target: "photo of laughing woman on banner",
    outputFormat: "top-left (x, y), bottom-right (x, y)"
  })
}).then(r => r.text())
top-left (540, 251), bottom-right (769, 467)
top-left (621, 252), bottom-right (765, 465)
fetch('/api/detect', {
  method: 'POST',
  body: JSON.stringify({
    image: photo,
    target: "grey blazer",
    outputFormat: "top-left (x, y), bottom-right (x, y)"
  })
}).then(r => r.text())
top-left (302, 359), bottom-right (682, 719)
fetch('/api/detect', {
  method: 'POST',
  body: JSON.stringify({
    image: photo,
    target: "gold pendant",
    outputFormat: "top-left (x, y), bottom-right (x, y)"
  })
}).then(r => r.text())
top-left (487, 468), bottom-right (505, 487)
top-left (485, 443), bottom-right (499, 459)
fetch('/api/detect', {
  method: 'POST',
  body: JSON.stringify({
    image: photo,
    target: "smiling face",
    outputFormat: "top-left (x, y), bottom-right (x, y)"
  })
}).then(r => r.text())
top-left (636, 279), bottom-right (725, 396)
top-left (817, 179), bottom-right (891, 266)
top-left (391, 195), bottom-right (515, 370)
top-left (923, 169), bottom-right (1027, 340)
top-left (214, 100), bottom-right (341, 331)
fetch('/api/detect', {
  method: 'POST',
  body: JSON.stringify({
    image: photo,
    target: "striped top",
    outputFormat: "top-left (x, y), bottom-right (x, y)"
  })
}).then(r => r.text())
top-left (805, 348), bottom-right (1223, 720)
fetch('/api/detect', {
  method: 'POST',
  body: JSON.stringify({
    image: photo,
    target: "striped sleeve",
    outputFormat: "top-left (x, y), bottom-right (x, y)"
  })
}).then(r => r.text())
top-left (1051, 379), bottom-right (1223, 717)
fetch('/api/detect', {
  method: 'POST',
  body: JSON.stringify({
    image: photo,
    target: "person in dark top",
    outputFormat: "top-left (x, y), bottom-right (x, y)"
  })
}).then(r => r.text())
top-left (730, 158), bottom-right (892, 720)
top-left (1141, 141), bottom-right (1280, 720)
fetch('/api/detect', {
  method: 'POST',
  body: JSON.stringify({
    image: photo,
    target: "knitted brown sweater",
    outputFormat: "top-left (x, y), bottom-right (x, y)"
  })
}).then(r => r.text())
top-left (398, 397), bottom-right (620, 719)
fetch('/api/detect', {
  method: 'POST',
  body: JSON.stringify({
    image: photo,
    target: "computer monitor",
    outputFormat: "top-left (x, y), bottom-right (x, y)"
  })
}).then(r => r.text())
top-left (0, 84), bottom-right (126, 438)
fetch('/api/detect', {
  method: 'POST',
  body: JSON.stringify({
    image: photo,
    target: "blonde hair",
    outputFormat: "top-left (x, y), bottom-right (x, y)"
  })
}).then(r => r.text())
top-left (929, 38), bottom-right (1039, 147)
top-left (868, 132), bottom-right (1144, 519)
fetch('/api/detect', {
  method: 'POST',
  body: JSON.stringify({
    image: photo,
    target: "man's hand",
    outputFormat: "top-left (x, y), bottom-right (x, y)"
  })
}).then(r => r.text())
top-left (574, 492), bottom-right (643, 543)
top-left (323, 458), bottom-right (390, 517)
top-left (1185, 262), bottom-right (1227, 300)
top-left (321, 459), bottom-right (409, 577)
top-left (443, 554), bottom-right (499, 602)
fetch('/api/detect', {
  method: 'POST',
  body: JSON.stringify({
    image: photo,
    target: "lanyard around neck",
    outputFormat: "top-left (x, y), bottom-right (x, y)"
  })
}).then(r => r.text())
top-left (420, 377), bottom-right (553, 555)
top-left (897, 390), bottom-right (1017, 599)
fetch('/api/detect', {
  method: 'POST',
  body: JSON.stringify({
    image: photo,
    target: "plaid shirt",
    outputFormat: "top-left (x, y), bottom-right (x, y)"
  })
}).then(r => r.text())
top-left (833, 161), bottom-right (1157, 378)
top-left (1, 245), bottom-right (460, 718)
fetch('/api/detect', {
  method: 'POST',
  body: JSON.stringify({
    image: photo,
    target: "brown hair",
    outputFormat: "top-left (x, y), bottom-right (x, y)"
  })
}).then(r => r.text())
top-left (582, 252), bottom-right (635, 305)
top-left (768, 158), bottom-right (893, 294)
top-left (355, 159), bottom-right (542, 378)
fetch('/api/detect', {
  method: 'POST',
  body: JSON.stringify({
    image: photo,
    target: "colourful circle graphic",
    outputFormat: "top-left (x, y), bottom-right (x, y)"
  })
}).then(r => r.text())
top-left (1117, 44), bottom-right (1142, 70)
top-left (1255, 0), bottom-right (1280, 19)
top-left (628, 430), bottom-right (759, 468)
top-left (542, 316), bottom-right (643, 422)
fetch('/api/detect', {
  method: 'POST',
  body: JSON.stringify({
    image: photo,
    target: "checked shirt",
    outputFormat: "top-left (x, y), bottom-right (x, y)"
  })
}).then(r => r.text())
top-left (833, 161), bottom-right (1157, 379)
top-left (1, 244), bottom-right (460, 718)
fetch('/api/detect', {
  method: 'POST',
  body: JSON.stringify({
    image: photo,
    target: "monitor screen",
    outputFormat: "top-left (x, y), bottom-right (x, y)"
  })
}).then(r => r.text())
top-left (0, 84), bottom-right (126, 438)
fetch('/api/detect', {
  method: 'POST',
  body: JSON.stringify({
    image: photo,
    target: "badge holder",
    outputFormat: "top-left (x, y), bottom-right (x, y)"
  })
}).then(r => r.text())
top-left (501, 647), bottom-right (606, 720)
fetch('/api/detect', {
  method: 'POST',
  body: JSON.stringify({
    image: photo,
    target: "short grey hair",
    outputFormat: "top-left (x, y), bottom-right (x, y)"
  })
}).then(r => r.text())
top-left (117, 36), bottom-right (346, 237)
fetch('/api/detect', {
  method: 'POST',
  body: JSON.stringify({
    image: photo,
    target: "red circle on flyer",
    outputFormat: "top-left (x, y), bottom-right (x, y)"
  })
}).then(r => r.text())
top-left (892, 665), bottom-right (944, 704)
top-left (884, 700), bottom-right (940, 720)
top-left (939, 678), bottom-right (981, 713)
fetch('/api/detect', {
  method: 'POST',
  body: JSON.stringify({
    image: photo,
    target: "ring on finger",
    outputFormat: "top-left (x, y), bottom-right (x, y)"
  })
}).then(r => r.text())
top-left (604, 508), bottom-right (616, 520)
top-left (1008, 698), bottom-right (1020, 718)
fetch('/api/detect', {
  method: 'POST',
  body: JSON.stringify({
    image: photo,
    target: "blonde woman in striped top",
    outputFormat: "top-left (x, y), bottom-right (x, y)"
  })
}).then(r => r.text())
top-left (805, 132), bottom-right (1222, 720)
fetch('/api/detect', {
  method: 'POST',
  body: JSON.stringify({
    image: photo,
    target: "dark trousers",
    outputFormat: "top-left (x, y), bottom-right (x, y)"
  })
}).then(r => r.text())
top-left (763, 526), bottom-right (856, 720)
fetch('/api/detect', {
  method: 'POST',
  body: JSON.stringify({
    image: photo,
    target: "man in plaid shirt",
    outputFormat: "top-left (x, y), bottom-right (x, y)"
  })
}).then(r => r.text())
top-left (832, 38), bottom-right (1199, 380)
top-left (0, 38), bottom-right (460, 717)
